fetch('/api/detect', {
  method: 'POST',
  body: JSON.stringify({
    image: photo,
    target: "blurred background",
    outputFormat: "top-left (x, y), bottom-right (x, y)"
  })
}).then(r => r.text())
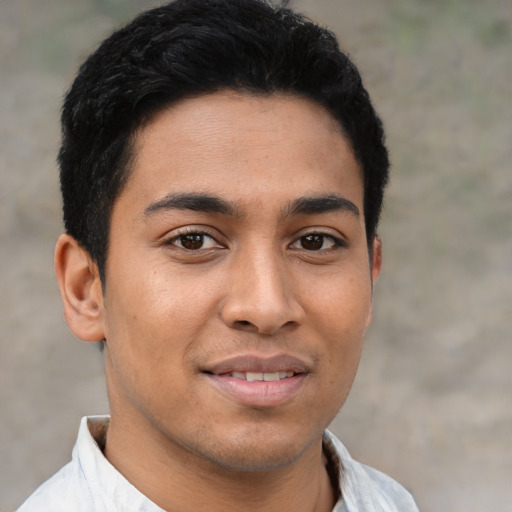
top-left (0, 0), bottom-right (510, 510)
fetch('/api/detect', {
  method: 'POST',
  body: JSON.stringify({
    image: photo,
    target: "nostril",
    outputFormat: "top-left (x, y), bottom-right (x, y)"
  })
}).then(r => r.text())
top-left (233, 320), bottom-right (256, 331)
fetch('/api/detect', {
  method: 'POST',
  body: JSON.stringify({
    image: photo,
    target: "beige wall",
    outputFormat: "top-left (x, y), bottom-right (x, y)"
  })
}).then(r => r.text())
top-left (1, 1), bottom-right (511, 510)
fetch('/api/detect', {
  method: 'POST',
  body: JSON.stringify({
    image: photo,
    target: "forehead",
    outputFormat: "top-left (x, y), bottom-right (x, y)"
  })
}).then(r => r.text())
top-left (124, 90), bottom-right (362, 212)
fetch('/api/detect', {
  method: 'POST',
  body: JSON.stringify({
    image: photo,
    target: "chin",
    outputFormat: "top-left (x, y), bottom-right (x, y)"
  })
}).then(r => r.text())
top-left (190, 424), bottom-right (321, 473)
top-left (203, 445), bottom-right (305, 473)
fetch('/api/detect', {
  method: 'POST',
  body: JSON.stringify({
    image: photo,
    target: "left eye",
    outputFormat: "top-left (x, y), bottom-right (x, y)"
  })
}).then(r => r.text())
top-left (291, 234), bottom-right (339, 251)
top-left (169, 233), bottom-right (220, 250)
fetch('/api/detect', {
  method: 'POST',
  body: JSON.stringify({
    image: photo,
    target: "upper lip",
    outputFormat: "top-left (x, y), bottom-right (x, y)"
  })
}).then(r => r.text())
top-left (204, 353), bottom-right (311, 375)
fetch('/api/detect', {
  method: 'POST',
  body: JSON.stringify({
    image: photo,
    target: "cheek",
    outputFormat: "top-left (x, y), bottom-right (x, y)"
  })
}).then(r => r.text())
top-left (306, 271), bottom-right (372, 383)
top-left (102, 273), bottom-right (199, 415)
top-left (102, 260), bottom-right (225, 390)
top-left (308, 271), bottom-right (373, 335)
top-left (106, 258), bottom-right (201, 330)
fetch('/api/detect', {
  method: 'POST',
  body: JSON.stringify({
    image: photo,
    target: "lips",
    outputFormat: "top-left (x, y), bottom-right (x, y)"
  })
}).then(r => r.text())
top-left (202, 354), bottom-right (310, 408)
top-left (204, 353), bottom-right (310, 376)
top-left (231, 371), bottom-right (294, 381)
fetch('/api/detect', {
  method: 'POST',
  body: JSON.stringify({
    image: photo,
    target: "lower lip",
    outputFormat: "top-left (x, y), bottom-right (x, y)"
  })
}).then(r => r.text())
top-left (205, 374), bottom-right (307, 408)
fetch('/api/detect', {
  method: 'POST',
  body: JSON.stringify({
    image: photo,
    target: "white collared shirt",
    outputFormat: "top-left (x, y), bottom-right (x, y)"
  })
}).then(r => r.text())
top-left (17, 416), bottom-right (419, 512)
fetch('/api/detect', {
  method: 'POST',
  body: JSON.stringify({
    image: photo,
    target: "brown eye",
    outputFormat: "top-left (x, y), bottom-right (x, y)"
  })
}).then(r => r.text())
top-left (180, 233), bottom-right (205, 250)
top-left (167, 231), bottom-right (221, 250)
top-left (290, 233), bottom-right (343, 252)
top-left (300, 234), bottom-right (325, 250)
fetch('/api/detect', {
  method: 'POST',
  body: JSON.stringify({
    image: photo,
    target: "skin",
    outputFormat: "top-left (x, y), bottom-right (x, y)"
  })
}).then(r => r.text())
top-left (55, 91), bottom-right (382, 512)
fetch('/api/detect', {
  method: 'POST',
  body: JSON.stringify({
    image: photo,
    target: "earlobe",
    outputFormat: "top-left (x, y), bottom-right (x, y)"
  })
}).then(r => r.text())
top-left (54, 234), bottom-right (106, 342)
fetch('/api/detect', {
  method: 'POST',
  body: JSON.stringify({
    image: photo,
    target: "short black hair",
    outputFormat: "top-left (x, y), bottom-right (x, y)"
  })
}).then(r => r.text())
top-left (59, 0), bottom-right (389, 282)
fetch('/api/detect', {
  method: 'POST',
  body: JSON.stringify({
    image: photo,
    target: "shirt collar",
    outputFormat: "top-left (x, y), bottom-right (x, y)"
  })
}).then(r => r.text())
top-left (79, 417), bottom-right (411, 512)
top-left (75, 416), bottom-right (164, 511)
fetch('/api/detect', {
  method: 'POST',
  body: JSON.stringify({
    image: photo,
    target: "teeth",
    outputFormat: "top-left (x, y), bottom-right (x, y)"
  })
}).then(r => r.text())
top-left (246, 372), bottom-right (263, 382)
top-left (230, 371), bottom-right (294, 381)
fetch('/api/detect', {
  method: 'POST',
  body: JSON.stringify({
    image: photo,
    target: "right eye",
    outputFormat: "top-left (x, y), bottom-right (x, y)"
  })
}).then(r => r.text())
top-left (166, 232), bottom-right (221, 250)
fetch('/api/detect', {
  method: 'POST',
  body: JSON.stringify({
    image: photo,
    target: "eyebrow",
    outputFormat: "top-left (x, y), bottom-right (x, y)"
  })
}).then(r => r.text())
top-left (143, 193), bottom-right (240, 217)
top-left (143, 192), bottom-right (359, 219)
top-left (285, 194), bottom-right (360, 218)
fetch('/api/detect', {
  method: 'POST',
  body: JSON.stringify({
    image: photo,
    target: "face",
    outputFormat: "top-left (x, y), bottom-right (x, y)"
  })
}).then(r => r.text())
top-left (100, 91), bottom-right (381, 471)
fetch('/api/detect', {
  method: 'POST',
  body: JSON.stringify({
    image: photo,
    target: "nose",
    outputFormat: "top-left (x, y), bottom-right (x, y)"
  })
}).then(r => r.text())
top-left (220, 246), bottom-right (304, 335)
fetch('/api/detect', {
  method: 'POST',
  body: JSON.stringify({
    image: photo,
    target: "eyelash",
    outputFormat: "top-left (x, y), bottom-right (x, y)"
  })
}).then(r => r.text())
top-left (163, 228), bottom-right (223, 251)
top-left (290, 232), bottom-right (348, 252)
top-left (163, 228), bottom-right (347, 253)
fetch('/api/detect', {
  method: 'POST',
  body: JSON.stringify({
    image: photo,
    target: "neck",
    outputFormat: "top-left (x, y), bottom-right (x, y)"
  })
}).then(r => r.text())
top-left (104, 413), bottom-right (336, 512)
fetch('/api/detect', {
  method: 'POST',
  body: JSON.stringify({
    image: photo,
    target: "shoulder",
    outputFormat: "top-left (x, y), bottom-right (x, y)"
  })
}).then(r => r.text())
top-left (16, 416), bottom-right (164, 512)
top-left (354, 462), bottom-right (420, 511)
top-left (16, 416), bottom-right (104, 512)
top-left (16, 461), bottom-right (93, 512)
top-left (323, 430), bottom-right (420, 512)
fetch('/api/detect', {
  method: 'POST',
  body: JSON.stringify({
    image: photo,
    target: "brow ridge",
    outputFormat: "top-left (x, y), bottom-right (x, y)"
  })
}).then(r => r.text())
top-left (144, 192), bottom-right (359, 220)
top-left (144, 193), bottom-right (239, 217)
top-left (285, 194), bottom-right (360, 218)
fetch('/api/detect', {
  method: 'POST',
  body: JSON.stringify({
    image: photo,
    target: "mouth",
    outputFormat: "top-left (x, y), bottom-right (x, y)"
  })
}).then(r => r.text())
top-left (203, 353), bottom-right (310, 376)
top-left (202, 354), bottom-right (309, 408)
top-left (224, 371), bottom-right (295, 381)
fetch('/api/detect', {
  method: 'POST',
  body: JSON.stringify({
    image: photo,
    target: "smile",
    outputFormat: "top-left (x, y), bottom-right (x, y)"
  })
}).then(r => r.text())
top-left (203, 353), bottom-right (310, 376)
top-left (202, 354), bottom-right (309, 408)
top-left (230, 371), bottom-right (295, 381)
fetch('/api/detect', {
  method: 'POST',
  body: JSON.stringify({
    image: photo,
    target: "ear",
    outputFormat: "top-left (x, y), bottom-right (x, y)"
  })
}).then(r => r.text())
top-left (54, 234), bottom-right (106, 342)
top-left (365, 236), bottom-right (383, 328)
top-left (371, 236), bottom-right (383, 285)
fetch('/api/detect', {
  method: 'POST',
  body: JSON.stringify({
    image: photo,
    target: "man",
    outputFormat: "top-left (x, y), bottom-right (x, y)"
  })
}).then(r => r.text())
top-left (17, 0), bottom-right (419, 510)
